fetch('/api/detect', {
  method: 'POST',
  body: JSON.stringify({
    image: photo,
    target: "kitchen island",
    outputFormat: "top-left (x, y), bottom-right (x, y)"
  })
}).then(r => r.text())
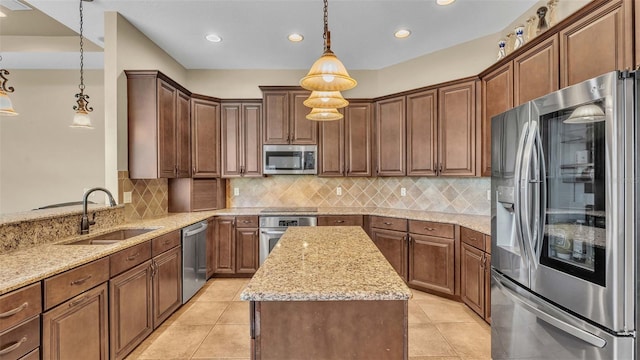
top-left (241, 226), bottom-right (411, 360)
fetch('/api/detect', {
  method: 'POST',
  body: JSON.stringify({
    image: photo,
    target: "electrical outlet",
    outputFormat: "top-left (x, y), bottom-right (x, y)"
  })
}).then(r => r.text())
top-left (123, 191), bottom-right (132, 204)
top-left (487, 190), bottom-right (491, 201)
top-left (233, 187), bottom-right (240, 196)
top-left (400, 187), bottom-right (407, 197)
top-left (336, 187), bottom-right (342, 196)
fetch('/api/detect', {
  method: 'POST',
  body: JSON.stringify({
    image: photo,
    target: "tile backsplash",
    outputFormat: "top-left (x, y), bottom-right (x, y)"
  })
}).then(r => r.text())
top-left (227, 176), bottom-right (490, 215)
top-left (118, 171), bottom-right (168, 219)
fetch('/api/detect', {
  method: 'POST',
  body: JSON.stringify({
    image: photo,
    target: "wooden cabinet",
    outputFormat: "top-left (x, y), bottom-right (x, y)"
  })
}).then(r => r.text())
top-left (126, 70), bottom-right (192, 179)
top-left (406, 90), bottom-right (437, 176)
top-left (369, 216), bottom-right (408, 280)
top-left (559, 0), bottom-right (633, 87)
top-left (261, 88), bottom-right (317, 145)
top-left (221, 101), bottom-right (263, 177)
top-left (42, 283), bottom-right (109, 360)
top-left (152, 245), bottom-right (182, 327)
top-left (408, 220), bottom-right (456, 296)
top-left (514, 34), bottom-right (559, 106)
top-left (168, 178), bottom-right (226, 212)
top-left (318, 101), bottom-right (372, 177)
top-left (191, 96), bottom-right (221, 177)
top-left (460, 227), bottom-right (491, 323)
top-left (481, 64), bottom-right (512, 177)
top-left (213, 216), bottom-right (259, 276)
top-left (375, 96), bottom-right (406, 176)
top-left (438, 79), bottom-right (477, 177)
top-left (0, 283), bottom-right (41, 360)
top-left (0, 316), bottom-right (40, 360)
top-left (317, 215), bottom-right (364, 227)
top-left (206, 217), bottom-right (215, 279)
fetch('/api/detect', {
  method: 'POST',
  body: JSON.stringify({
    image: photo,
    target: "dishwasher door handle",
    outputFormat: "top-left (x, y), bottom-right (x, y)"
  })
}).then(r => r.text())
top-left (261, 230), bottom-right (285, 235)
top-left (184, 222), bottom-right (208, 237)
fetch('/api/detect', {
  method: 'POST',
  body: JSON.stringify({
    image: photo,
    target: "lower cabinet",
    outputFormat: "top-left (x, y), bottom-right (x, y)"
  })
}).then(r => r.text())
top-left (42, 283), bottom-right (109, 360)
top-left (236, 227), bottom-right (259, 274)
top-left (370, 227), bottom-right (408, 281)
top-left (206, 217), bottom-right (216, 279)
top-left (152, 246), bottom-right (182, 327)
top-left (317, 215), bottom-right (364, 227)
top-left (214, 216), bottom-right (259, 276)
top-left (460, 227), bottom-right (491, 323)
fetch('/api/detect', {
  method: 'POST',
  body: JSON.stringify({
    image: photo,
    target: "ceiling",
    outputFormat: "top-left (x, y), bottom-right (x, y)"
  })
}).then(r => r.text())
top-left (1, 0), bottom-right (539, 70)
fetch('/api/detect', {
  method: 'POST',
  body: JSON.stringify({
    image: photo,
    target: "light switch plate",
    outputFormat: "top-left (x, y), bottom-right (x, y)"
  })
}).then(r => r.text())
top-left (233, 187), bottom-right (240, 196)
top-left (336, 187), bottom-right (342, 196)
top-left (123, 191), bottom-right (132, 203)
top-left (400, 188), bottom-right (406, 197)
top-left (487, 190), bottom-right (491, 201)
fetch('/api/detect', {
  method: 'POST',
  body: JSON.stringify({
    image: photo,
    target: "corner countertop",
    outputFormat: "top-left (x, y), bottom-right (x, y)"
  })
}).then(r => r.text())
top-left (241, 226), bottom-right (412, 301)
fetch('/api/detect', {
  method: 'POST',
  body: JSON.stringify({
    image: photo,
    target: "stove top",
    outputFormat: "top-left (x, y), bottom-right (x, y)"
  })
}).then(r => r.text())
top-left (260, 207), bottom-right (318, 214)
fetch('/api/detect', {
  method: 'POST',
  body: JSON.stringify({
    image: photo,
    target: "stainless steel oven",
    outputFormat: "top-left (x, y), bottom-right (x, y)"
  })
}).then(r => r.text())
top-left (259, 215), bottom-right (317, 265)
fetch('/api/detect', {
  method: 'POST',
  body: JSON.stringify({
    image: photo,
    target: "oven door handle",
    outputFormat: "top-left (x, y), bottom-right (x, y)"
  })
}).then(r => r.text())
top-left (261, 230), bottom-right (286, 235)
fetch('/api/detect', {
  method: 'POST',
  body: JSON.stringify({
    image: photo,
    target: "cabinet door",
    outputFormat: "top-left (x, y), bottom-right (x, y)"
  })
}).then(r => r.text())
top-left (290, 91), bottom-right (317, 144)
top-left (481, 64), bottom-right (512, 177)
top-left (157, 79), bottom-right (177, 178)
top-left (461, 243), bottom-right (484, 317)
top-left (236, 228), bottom-right (259, 274)
top-left (345, 102), bottom-right (372, 177)
top-left (191, 98), bottom-right (220, 178)
top-left (514, 35), bottom-right (559, 106)
top-left (406, 90), bottom-right (437, 176)
top-left (375, 97), bottom-right (406, 176)
top-left (262, 91), bottom-right (289, 144)
top-left (206, 217), bottom-right (215, 279)
top-left (318, 117), bottom-right (344, 177)
top-left (176, 90), bottom-right (191, 178)
top-left (241, 102), bottom-right (263, 177)
top-left (408, 234), bottom-right (455, 296)
top-left (370, 228), bottom-right (407, 280)
top-left (560, 0), bottom-right (632, 87)
top-left (484, 254), bottom-right (491, 323)
top-left (42, 283), bottom-right (108, 360)
top-left (153, 246), bottom-right (182, 328)
top-left (109, 261), bottom-right (153, 360)
top-left (214, 217), bottom-right (236, 274)
top-left (439, 80), bottom-right (476, 176)
top-left (221, 104), bottom-right (242, 178)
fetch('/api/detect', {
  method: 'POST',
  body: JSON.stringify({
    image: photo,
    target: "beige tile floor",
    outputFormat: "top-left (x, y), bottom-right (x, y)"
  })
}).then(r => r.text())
top-left (125, 278), bottom-right (491, 360)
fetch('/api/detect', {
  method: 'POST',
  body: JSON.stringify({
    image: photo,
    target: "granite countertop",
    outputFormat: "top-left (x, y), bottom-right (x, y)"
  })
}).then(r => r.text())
top-left (240, 226), bottom-right (412, 302)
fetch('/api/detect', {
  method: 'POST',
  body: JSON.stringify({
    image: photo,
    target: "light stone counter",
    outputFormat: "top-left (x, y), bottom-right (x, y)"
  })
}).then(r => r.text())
top-left (241, 226), bottom-right (412, 301)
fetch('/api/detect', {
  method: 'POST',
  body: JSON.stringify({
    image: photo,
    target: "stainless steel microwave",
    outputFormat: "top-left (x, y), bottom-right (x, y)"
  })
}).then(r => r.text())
top-left (263, 145), bottom-right (317, 175)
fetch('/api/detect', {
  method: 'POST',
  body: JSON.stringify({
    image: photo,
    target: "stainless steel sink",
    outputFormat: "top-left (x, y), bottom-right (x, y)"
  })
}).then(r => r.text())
top-left (63, 228), bottom-right (159, 245)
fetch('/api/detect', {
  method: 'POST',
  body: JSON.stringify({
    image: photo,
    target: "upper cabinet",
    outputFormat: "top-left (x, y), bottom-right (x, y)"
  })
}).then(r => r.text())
top-left (559, 0), bottom-right (633, 87)
top-left (375, 96), bottom-right (406, 176)
top-left (221, 101), bottom-right (263, 178)
top-left (318, 101), bottom-right (372, 177)
top-left (191, 96), bottom-right (221, 178)
top-left (514, 34), bottom-right (559, 106)
top-left (481, 63), bottom-right (513, 178)
top-left (126, 70), bottom-right (191, 179)
top-left (261, 87), bottom-right (317, 145)
top-left (406, 90), bottom-right (437, 176)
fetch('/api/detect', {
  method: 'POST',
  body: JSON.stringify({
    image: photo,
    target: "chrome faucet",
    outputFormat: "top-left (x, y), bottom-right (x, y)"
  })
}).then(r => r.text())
top-left (80, 187), bottom-right (117, 234)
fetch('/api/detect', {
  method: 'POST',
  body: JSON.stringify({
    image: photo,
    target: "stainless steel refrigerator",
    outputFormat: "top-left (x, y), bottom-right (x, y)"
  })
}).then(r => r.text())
top-left (491, 71), bottom-right (638, 359)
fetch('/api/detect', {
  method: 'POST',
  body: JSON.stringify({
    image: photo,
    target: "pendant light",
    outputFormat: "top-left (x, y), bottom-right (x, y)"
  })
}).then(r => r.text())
top-left (300, 0), bottom-right (357, 92)
top-left (71, 0), bottom-right (94, 129)
top-left (0, 56), bottom-right (18, 116)
top-left (303, 90), bottom-right (349, 109)
top-left (306, 107), bottom-right (343, 121)
top-left (564, 104), bottom-right (605, 124)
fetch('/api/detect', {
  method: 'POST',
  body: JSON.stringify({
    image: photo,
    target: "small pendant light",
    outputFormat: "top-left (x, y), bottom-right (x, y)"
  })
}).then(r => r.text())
top-left (300, 0), bottom-right (357, 92)
top-left (71, 0), bottom-right (94, 129)
top-left (0, 55), bottom-right (18, 116)
top-left (306, 107), bottom-right (344, 121)
top-left (303, 91), bottom-right (349, 109)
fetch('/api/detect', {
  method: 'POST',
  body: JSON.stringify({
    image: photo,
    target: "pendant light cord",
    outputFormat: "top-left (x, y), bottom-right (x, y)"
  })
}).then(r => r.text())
top-left (79, 0), bottom-right (85, 92)
top-left (323, 0), bottom-right (331, 52)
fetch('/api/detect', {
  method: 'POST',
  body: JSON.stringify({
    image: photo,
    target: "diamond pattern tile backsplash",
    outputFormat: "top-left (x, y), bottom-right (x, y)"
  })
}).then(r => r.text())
top-left (227, 176), bottom-right (490, 215)
top-left (118, 171), bottom-right (168, 219)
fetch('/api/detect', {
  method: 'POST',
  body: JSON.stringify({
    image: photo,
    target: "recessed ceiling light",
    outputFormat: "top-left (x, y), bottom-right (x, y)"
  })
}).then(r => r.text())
top-left (205, 34), bottom-right (222, 43)
top-left (288, 33), bottom-right (304, 42)
top-left (436, 0), bottom-right (456, 5)
top-left (394, 29), bottom-right (411, 39)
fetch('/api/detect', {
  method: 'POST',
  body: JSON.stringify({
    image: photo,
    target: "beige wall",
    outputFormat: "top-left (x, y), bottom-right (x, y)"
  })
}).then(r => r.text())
top-left (0, 70), bottom-right (105, 213)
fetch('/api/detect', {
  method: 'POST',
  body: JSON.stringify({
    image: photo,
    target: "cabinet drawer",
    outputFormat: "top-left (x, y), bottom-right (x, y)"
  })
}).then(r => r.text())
top-left (409, 220), bottom-right (454, 238)
top-left (0, 315), bottom-right (39, 360)
top-left (0, 283), bottom-right (41, 333)
top-left (19, 348), bottom-right (39, 360)
top-left (152, 230), bottom-right (181, 256)
top-left (369, 216), bottom-right (407, 232)
top-left (110, 241), bottom-right (152, 277)
top-left (236, 216), bottom-right (259, 228)
top-left (461, 227), bottom-right (485, 251)
top-left (318, 215), bottom-right (364, 227)
top-left (44, 257), bottom-right (109, 310)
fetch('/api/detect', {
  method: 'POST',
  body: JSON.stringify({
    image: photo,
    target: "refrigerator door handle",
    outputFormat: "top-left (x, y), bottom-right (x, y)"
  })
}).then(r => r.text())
top-left (513, 124), bottom-right (530, 261)
top-left (492, 271), bottom-right (607, 348)
top-left (520, 121), bottom-right (539, 268)
top-left (534, 126), bottom-right (547, 260)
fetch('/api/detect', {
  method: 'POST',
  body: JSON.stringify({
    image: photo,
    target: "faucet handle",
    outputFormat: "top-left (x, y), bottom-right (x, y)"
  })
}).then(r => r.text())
top-left (89, 212), bottom-right (96, 226)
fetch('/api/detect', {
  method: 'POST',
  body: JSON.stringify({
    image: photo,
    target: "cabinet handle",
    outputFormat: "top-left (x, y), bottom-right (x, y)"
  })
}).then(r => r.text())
top-left (193, 167), bottom-right (196, 174)
top-left (383, 222), bottom-right (393, 226)
top-left (69, 295), bottom-right (90, 307)
top-left (127, 252), bottom-right (140, 261)
top-left (439, 163), bottom-right (443, 173)
top-left (468, 237), bottom-right (477, 242)
top-left (163, 239), bottom-right (172, 245)
top-left (0, 302), bottom-right (28, 318)
top-left (407, 235), bottom-right (412, 243)
top-left (151, 261), bottom-right (158, 277)
top-left (480, 254), bottom-right (486, 269)
top-left (70, 275), bottom-right (92, 286)
top-left (242, 220), bottom-right (251, 224)
top-left (334, 220), bottom-right (345, 224)
top-left (424, 227), bottom-right (435, 231)
top-left (346, 166), bottom-right (350, 175)
top-left (0, 336), bottom-right (27, 355)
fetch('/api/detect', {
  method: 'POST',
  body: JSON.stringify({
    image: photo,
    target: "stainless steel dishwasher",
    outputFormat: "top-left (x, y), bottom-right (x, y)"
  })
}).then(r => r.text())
top-left (182, 220), bottom-right (208, 303)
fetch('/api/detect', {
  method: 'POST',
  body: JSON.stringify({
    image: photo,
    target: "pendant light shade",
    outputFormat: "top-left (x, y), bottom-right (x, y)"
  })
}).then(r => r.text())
top-left (71, 0), bottom-right (94, 129)
top-left (0, 62), bottom-right (18, 116)
top-left (303, 91), bottom-right (349, 109)
top-left (306, 107), bottom-right (343, 121)
top-left (300, 0), bottom-right (356, 92)
top-left (564, 104), bottom-right (605, 124)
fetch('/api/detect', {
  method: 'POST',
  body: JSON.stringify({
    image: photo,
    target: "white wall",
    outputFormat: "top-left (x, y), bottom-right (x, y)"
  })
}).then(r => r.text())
top-left (0, 70), bottom-right (105, 213)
